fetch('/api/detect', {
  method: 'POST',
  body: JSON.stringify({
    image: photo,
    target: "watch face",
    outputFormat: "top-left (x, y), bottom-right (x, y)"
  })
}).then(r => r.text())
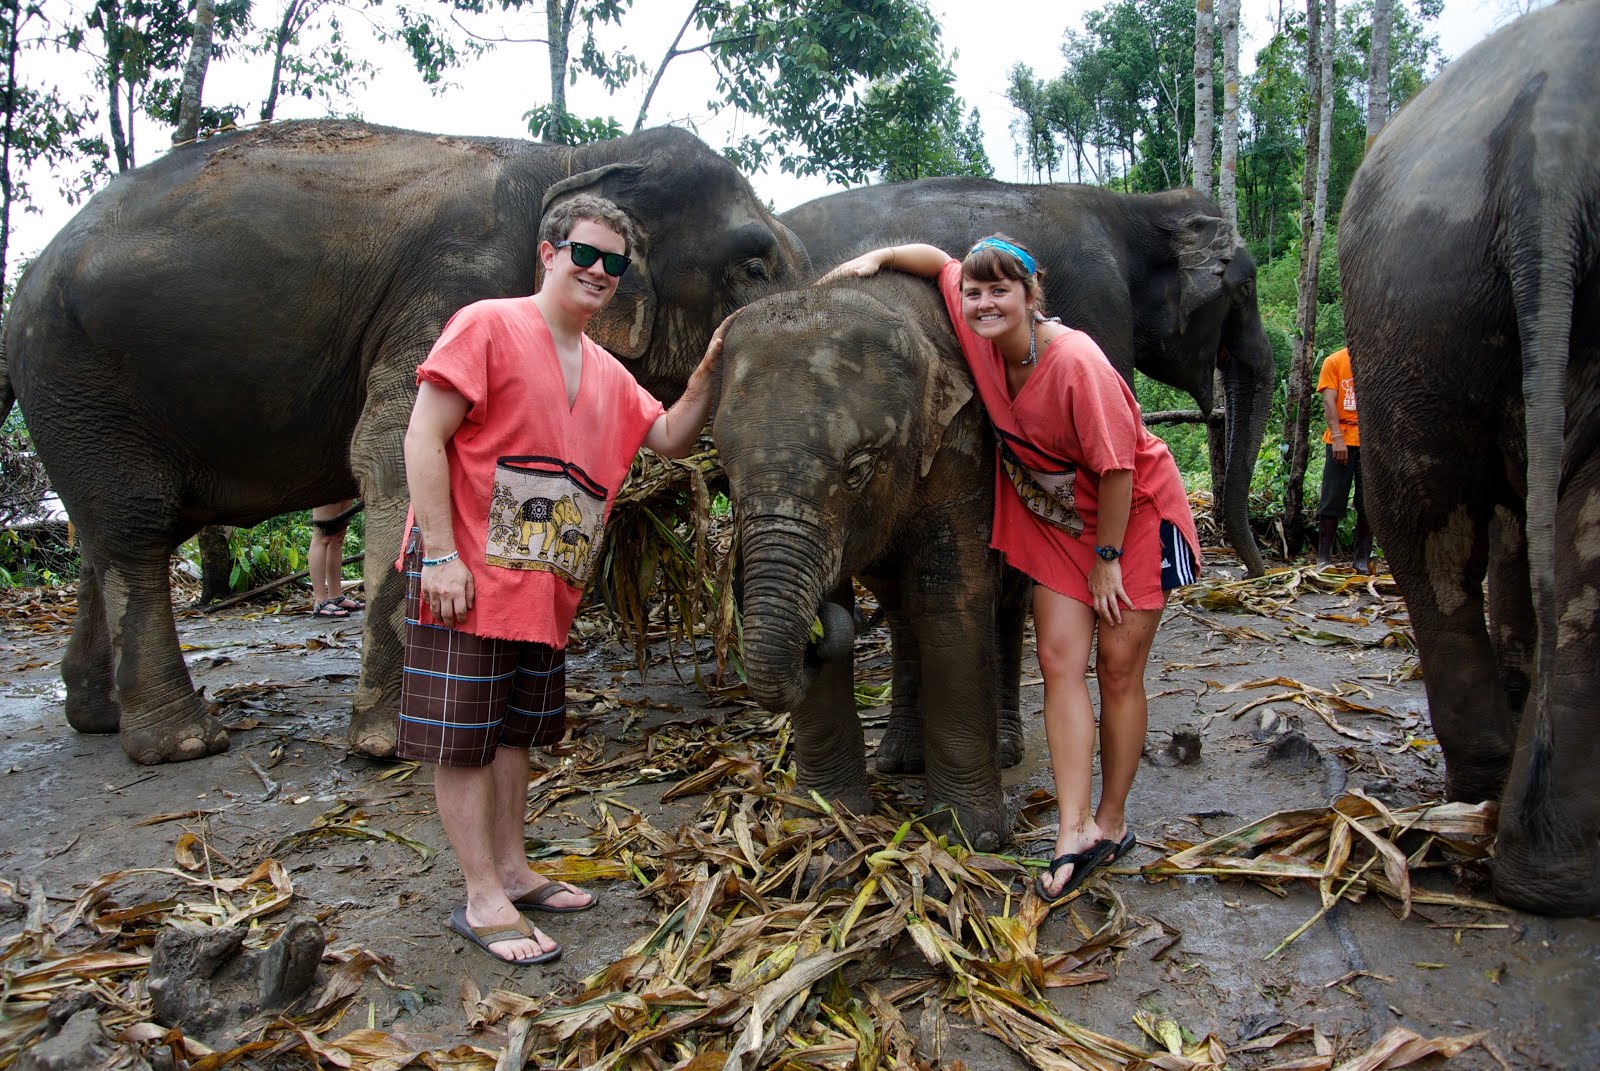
top-left (1097, 546), bottom-right (1121, 561)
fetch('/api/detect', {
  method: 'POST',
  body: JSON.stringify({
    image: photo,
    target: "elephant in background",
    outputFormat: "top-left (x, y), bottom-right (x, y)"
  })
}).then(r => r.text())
top-left (1, 119), bottom-right (808, 765)
top-left (1339, 0), bottom-right (1600, 916)
top-left (781, 181), bottom-right (1273, 576)
top-left (713, 271), bottom-right (1027, 851)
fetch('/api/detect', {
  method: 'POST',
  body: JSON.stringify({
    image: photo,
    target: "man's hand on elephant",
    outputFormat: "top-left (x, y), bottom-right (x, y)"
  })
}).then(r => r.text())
top-left (422, 557), bottom-right (475, 627)
top-left (1089, 560), bottom-right (1131, 626)
top-left (692, 312), bottom-right (737, 380)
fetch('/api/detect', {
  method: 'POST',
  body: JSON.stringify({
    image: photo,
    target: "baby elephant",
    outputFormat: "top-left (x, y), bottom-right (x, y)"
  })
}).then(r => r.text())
top-left (713, 272), bottom-right (1025, 851)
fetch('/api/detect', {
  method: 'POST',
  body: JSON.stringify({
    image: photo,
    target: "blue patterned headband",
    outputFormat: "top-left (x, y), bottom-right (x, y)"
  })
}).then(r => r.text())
top-left (968, 237), bottom-right (1037, 275)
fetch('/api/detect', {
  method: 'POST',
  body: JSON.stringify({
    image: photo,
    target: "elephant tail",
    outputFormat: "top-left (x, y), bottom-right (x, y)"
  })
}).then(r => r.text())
top-left (1504, 156), bottom-right (1584, 831)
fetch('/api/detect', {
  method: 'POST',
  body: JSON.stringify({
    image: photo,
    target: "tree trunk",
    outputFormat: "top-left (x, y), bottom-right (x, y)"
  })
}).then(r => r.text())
top-left (173, 0), bottom-right (217, 145)
top-left (1, 0), bottom-right (21, 301)
top-left (1218, 0), bottom-right (1241, 230)
top-left (634, 2), bottom-right (702, 132)
top-left (1193, 0), bottom-right (1214, 197)
top-left (196, 524), bottom-right (235, 606)
top-left (1365, 0), bottom-right (1393, 150)
top-left (105, 0), bottom-right (132, 172)
top-left (1284, 0), bottom-right (1327, 553)
top-left (261, 0), bottom-right (306, 122)
top-left (542, 0), bottom-right (576, 140)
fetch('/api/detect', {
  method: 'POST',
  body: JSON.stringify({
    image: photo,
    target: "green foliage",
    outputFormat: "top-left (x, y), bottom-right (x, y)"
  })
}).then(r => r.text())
top-left (861, 76), bottom-right (992, 181)
top-left (251, 2), bottom-right (382, 122)
top-left (1134, 372), bottom-right (1208, 486)
top-left (200, 509), bottom-right (366, 593)
top-left (222, 512), bottom-right (310, 591)
top-left (1005, 64), bottom-right (1060, 179)
top-left (705, 0), bottom-right (957, 184)
top-left (1015, 0), bottom-right (1195, 189)
top-left (81, 0), bottom-right (252, 170)
top-left (0, 412), bottom-right (75, 585)
top-left (524, 105), bottom-right (625, 145)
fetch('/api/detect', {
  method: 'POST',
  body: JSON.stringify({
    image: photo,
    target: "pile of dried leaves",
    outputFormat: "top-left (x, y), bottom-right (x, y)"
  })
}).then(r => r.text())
top-left (3, 704), bottom-right (1502, 1071)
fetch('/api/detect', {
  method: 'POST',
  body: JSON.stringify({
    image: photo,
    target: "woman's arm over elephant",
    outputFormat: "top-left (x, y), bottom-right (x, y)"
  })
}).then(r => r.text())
top-left (644, 313), bottom-right (735, 459)
top-left (816, 244), bottom-right (953, 285)
top-left (404, 381), bottom-right (475, 627)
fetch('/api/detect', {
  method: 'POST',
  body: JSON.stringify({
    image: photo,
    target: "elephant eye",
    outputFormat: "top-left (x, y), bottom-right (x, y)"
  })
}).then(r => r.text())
top-left (842, 449), bottom-right (875, 490)
top-left (740, 258), bottom-right (769, 282)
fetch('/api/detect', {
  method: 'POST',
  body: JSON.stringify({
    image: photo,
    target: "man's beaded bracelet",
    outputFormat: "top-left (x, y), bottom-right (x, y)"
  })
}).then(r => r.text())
top-left (421, 550), bottom-right (460, 567)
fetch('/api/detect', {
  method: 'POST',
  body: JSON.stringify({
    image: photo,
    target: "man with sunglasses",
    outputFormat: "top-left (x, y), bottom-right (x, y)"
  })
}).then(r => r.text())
top-left (398, 193), bottom-right (729, 966)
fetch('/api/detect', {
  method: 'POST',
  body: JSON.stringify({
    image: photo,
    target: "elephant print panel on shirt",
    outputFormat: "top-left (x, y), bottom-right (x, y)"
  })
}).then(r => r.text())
top-left (487, 456), bottom-right (607, 587)
top-left (997, 430), bottom-right (1084, 537)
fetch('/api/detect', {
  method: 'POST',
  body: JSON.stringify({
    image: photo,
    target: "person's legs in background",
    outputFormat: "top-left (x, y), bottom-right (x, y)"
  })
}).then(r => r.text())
top-left (1349, 446), bottom-right (1372, 573)
top-left (1316, 445), bottom-right (1354, 567)
top-left (309, 500), bottom-right (356, 616)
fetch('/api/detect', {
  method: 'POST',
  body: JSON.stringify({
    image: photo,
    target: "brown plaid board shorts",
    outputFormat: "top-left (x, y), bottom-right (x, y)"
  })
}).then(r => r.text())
top-left (396, 533), bottom-right (567, 767)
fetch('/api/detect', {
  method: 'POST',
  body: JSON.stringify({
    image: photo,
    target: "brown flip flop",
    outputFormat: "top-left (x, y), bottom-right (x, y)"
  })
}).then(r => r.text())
top-left (511, 880), bottom-right (596, 914)
top-left (447, 906), bottom-right (560, 965)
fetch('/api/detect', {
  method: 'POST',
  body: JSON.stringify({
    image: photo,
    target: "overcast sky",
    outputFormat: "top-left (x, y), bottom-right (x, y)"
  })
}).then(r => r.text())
top-left (9, 0), bottom-right (1528, 266)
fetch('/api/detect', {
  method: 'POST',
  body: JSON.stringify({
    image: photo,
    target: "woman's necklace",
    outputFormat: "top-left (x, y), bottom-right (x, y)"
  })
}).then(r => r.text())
top-left (1016, 319), bottom-right (1038, 367)
top-left (1016, 315), bottom-right (1064, 367)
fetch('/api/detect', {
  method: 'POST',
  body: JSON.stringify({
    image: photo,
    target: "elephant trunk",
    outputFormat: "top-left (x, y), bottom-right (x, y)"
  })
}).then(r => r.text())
top-left (1221, 321), bottom-right (1273, 576)
top-left (737, 507), bottom-right (843, 714)
top-left (814, 600), bottom-right (855, 663)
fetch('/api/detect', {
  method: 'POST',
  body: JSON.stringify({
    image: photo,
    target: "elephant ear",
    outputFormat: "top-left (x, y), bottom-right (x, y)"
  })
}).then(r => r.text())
top-left (539, 163), bottom-right (657, 360)
top-left (900, 324), bottom-right (973, 478)
top-left (1171, 204), bottom-right (1238, 335)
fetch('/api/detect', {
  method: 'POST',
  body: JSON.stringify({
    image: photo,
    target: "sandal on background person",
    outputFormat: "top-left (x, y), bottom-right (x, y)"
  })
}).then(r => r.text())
top-left (333, 593), bottom-right (365, 612)
top-left (312, 599), bottom-right (350, 618)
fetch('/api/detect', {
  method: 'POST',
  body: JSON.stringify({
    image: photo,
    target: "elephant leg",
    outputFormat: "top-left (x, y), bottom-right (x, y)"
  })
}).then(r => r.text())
top-left (995, 568), bottom-right (1030, 769)
top-left (62, 554), bottom-right (121, 734)
top-left (1493, 448), bottom-right (1600, 916)
top-left (877, 609), bottom-right (924, 775)
top-left (349, 488), bottom-right (408, 756)
top-left (1486, 506), bottom-right (1534, 720)
top-left (348, 367), bottom-right (422, 758)
top-left (911, 604), bottom-right (1005, 853)
top-left (1369, 470), bottom-right (1512, 803)
top-left (791, 650), bottom-right (870, 817)
top-left (98, 546), bottom-right (228, 764)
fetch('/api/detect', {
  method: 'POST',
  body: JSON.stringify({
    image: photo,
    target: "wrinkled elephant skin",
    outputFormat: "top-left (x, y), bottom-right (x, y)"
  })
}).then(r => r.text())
top-left (1339, 0), bottom-right (1600, 916)
top-left (0, 120), bottom-right (808, 765)
top-left (781, 181), bottom-right (1272, 576)
top-left (713, 273), bottom-right (1027, 852)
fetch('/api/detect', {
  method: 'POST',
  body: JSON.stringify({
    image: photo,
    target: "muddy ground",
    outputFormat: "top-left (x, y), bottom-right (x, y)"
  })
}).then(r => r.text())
top-left (2, 553), bottom-right (1597, 1069)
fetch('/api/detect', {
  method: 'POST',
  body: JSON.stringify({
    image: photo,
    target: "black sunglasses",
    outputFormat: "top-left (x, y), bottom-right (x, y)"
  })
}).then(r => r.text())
top-left (555, 240), bottom-right (631, 278)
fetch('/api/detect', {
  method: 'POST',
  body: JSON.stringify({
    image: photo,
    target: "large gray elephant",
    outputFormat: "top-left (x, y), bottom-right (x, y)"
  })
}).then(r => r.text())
top-left (780, 182), bottom-right (1273, 576)
top-left (1339, 0), bottom-right (1600, 916)
top-left (713, 272), bottom-right (1026, 850)
top-left (0, 119), bottom-right (808, 766)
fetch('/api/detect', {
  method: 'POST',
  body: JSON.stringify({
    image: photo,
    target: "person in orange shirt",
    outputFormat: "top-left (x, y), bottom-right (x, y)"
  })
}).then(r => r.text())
top-left (1315, 347), bottom-right (1371, 572)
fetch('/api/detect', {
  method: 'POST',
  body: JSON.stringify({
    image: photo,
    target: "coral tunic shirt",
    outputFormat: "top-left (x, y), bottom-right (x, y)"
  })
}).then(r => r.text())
top-left (938, 261), bottom-right (1200, 607)
top-left (399, 297), bottom-right (664, 646)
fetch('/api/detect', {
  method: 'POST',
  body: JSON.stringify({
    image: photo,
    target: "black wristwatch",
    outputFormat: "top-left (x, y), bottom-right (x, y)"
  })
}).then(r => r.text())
top-left (1094, 544), bottom-right (1123, 562)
